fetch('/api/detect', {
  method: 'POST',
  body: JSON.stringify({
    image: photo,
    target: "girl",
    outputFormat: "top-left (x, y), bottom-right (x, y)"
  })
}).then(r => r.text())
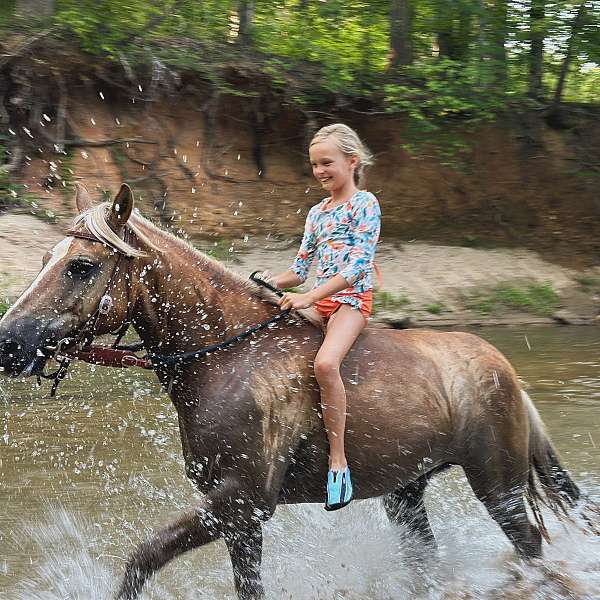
top-left (266, 123), bottom-right (380, 511)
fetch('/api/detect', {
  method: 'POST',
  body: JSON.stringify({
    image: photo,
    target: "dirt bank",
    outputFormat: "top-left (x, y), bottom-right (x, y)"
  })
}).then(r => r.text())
top-left (2, 46), bottom-right (599, 270)
top-left (1, 213), bottom-right (598, 328)
top-left (2, 47), bottom-right (599, 325)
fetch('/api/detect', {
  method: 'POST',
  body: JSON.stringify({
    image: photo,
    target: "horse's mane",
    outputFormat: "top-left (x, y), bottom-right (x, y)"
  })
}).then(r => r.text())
top-left (74, 203), bottom-right (307, 316)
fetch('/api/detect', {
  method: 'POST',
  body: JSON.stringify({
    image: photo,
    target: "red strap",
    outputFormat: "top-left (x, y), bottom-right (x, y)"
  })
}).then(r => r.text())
top-left (67, 347), bottom-right (152, 369)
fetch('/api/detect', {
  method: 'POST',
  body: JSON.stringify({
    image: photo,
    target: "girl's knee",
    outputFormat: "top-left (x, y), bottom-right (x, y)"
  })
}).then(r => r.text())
top-left (314, 356), bottom-right (340, 383)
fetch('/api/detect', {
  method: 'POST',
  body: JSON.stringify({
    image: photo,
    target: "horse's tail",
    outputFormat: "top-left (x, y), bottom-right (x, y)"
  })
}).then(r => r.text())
top-left (522, 390), bottom-right (580, 538)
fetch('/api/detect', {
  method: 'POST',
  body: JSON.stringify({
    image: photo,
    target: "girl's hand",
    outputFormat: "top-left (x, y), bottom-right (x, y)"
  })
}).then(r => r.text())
top-left (256, 270), bottom-right (274, 285)
top-left (279, 292), bottom-right (314, 311)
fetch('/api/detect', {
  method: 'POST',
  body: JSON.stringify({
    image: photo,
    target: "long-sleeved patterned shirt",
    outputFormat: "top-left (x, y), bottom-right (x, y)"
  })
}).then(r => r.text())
top-left (290, 190), bottom-right (381, 298)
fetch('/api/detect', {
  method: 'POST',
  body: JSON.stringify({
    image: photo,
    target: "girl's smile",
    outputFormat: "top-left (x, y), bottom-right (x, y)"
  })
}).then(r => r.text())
top-left (309, 140), bottom-right (358, 197)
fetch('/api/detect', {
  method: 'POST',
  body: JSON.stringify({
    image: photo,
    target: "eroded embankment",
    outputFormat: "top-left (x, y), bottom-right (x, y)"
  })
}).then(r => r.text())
top-left (1, 46), bottom-right (600, 269)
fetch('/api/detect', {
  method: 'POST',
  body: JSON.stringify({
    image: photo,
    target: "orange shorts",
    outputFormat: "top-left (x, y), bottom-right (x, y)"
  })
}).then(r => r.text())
top-left (314, 290), bottom-right (373, 322)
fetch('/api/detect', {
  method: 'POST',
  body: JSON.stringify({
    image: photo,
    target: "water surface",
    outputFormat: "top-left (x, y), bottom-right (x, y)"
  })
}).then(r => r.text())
top-left (1, 325), bottom-right (599, 599)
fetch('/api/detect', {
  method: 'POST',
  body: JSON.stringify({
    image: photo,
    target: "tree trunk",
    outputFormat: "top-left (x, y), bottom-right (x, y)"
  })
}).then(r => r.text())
top-left (550, 2), bottom-right (586, 115)
top-left (476, 0), bottom-right (507, 90)
top-left (437, 30), bottom-right (451, 59)
top-left (455, 2), bottom-right (473, 62)
top-left (489, 0), bottom-right (508, 90)
top-left (390, 0), bottom-right (412, 68)
top-left (15, 0), bottom-right (54, 18)
top-left (528, 0), bottom-right (545, 100)
top-left (237, 0), bottom-right (255, 45)
top-left (476, 0), bottom-right (486, 86)
top-left (433, 2), bottom-right (471, 62)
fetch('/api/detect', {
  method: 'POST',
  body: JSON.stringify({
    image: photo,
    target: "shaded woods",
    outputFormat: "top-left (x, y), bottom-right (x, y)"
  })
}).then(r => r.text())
top-left (0, 1), bottom-right (599, 262)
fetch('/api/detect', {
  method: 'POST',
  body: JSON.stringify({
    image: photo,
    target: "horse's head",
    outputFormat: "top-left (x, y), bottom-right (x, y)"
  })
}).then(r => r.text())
top-left (0, 183), bottom-right (141, 377)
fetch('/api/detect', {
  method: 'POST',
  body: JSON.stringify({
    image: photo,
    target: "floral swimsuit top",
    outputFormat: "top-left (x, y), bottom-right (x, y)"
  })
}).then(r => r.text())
top-left (290, 190), bottom-right (381, 311)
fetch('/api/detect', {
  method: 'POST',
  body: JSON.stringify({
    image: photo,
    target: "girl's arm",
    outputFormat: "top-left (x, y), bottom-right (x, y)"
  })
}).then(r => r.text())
top-left (339, 194), bottom-right (381, 287)
top-left (279, 274), bottom-right (349, 311)
top-left (268, 207), bottom-right (317, 290)
top-left (306, 274), bottom-right (348, 303)
top-left (273, 270), bottom-right (304, 289)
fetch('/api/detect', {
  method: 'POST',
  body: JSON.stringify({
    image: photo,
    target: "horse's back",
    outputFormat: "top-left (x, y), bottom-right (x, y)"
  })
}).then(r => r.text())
top-left (343, 327), bottom-right (524, 449)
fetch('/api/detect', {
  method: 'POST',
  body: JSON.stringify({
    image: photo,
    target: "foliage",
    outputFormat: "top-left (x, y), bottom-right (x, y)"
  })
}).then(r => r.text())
top-left (425, 302), bottom-right (445, 314)
top-left (1, 1), bottom-right (599, 158)
top-left (575, 274), bottom-right (600, 289)
top-left (200, 238), bottom-right (241, 263)
top-left (384, 57), bottom-right (502, 161)
top-left (0, 0), bottom-right (16, 25)
top-left (373, 290), bottom-right (411, 314)
top-left (465, 282), bottom-right (561, 316)
top-left (0, 297), bottom-right (10, 318)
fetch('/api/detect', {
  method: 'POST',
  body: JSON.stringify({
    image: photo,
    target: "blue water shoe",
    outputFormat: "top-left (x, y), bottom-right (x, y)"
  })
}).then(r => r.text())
top-left (325, 466), bottom-right (353, 511)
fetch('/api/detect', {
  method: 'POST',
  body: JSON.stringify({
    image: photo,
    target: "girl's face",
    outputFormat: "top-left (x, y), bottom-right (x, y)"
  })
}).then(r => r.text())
top-left (309, 139), bottom-right (357, 193)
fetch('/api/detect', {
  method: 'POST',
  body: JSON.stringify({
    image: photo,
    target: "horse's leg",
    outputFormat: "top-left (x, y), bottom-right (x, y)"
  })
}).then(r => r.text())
top-left (224, 521), bottom-right (264, 599)
top-left (116, 507), bottom-right (217, 599)
top-left (116, 480), bottom-right (270, 600)
top-left (463, 452), bottom-right (542, 559)
top-left (383, 473), bottom-right (436, 549)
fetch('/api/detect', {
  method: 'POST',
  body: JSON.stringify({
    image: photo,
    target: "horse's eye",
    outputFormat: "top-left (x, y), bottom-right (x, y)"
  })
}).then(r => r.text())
top-left (67, 259), bottom-right (96, 279)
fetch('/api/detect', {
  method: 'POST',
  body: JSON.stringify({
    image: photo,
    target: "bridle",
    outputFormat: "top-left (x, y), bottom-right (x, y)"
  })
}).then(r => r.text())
top-left (38, 227), bottom-right (292, 396)
top-left (39, 227), bottom-right (139, 395)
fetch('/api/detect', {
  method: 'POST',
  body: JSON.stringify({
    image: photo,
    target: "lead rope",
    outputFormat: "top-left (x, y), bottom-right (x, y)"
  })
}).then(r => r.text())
top-left (146, 273), bottom-right (288, 394)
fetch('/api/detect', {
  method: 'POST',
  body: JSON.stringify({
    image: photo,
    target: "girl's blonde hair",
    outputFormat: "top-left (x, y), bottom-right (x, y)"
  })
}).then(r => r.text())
top-left (309, 123), bottom-right (374, 187)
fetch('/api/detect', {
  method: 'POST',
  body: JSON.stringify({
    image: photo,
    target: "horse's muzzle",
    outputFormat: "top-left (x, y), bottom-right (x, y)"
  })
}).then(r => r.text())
top-left (0, 317), bottom-right (59, 377)
top-left (0, 335), bottom-right (52, 377)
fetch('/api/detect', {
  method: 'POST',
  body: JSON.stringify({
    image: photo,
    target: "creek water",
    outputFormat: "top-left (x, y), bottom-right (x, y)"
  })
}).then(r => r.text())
top-left (1, 325), bottom-right (599, 599)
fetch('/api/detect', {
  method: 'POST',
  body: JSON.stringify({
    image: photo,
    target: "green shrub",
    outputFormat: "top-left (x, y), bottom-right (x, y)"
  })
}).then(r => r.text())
top-left (425, 302), bottom-right (444, 315)
top-left (373, 290), bottom-right (411, 314)
top-left (0, 297), bottom-right (11, 318)
top-left (575, 275), bottom-right (600, 289)
top-left (465, 282), bottom-right (560, 316)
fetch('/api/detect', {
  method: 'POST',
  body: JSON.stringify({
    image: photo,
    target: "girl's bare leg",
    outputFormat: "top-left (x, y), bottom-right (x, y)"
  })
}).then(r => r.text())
top-left (313, 304), bottom-right (366, 471)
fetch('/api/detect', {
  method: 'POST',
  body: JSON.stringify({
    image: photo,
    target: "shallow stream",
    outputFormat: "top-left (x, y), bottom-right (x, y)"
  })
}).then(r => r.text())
top-left (1, 325), bottom-right (599, 599)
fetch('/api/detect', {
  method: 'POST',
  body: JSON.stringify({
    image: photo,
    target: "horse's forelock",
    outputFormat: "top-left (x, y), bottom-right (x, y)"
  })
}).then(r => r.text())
top-left (73, 203), bottom-right (152, 258)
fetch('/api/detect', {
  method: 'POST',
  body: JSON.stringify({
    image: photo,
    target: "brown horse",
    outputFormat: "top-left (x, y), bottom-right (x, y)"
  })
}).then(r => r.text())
top-left (0, 183), bottom-right (583, 599)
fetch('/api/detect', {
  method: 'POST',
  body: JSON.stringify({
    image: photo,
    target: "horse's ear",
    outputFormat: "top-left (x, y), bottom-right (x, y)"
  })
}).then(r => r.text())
top-left (109, 183), bottom-right (134, 228)
top-left (74, 182), bottom-right (95, 213)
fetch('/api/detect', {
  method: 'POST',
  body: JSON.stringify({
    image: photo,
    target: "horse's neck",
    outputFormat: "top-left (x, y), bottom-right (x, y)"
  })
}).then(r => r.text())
top-left (131, 242), bottom-right (274, 352)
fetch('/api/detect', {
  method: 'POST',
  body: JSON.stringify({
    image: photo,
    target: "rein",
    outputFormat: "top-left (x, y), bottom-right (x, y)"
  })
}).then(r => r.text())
top-left (40, 229), bottom-right (290, 395)
top-left (146, 272), bottom-right (288, 367)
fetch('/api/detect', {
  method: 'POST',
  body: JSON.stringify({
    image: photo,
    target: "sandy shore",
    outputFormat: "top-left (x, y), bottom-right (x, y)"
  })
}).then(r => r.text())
top-left (1, 212), bottom-right (598, 327)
